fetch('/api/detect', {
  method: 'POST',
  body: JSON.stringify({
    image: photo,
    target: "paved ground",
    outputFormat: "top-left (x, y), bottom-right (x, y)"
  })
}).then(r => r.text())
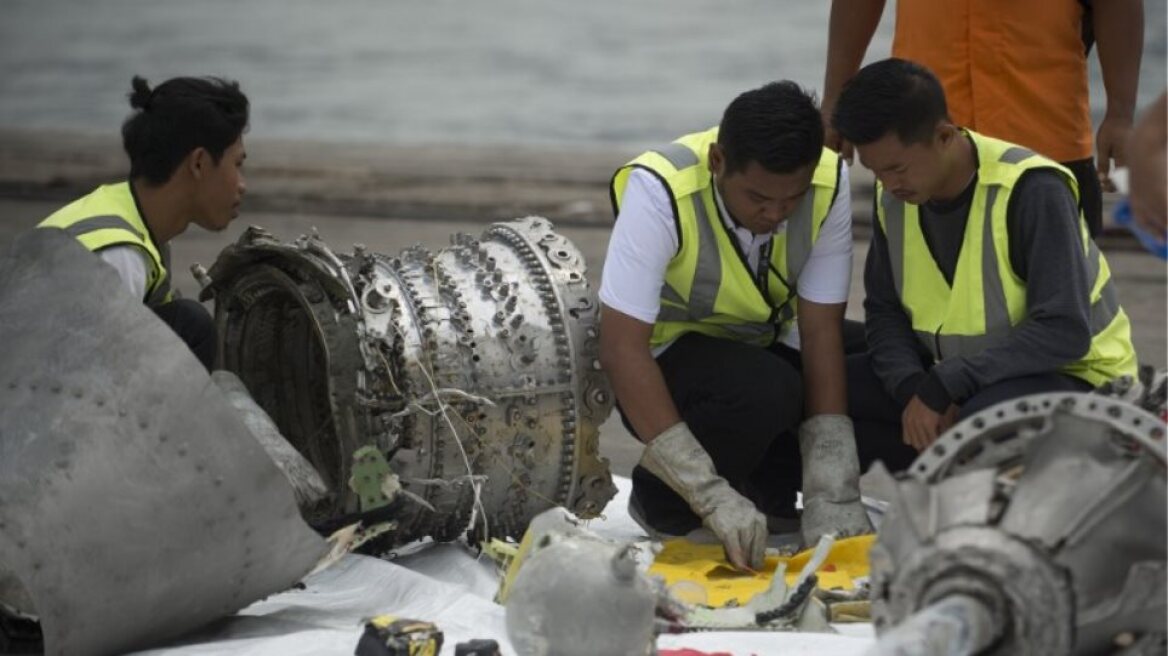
top-left (3, 198), bottom-right (1163, 484)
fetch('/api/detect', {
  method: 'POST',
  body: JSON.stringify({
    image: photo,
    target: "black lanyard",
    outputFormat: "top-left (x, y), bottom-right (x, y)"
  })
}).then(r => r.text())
top-left (756, 239), bottom-right (773, 289)
top-left (760, 239), bottom-right (797, 328)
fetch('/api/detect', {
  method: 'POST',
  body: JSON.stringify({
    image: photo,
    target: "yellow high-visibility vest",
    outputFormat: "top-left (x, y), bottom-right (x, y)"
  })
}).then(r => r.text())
top-left (38, 182), bottom-right (173, 306)
top-left (875, 130), bottom-right (1137, 387)
top-left (611, 127), bottom-right (841, 348)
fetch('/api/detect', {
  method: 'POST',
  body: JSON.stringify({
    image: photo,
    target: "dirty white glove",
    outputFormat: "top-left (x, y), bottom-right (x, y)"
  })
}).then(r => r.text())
top-left (639, 422), bottom-right (767, 569)
top-left (799, 414), bottom-right (873, 547)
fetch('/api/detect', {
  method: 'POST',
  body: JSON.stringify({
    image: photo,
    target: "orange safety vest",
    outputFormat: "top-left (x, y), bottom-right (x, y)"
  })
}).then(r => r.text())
top-left (892, 0), bottom-right (1093, 163)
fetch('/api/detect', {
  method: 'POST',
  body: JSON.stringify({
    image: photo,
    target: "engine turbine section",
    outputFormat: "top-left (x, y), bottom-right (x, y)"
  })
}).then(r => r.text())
top-left (867, 393), bottom-right (1167, 656)
top-left (199, 217), bottom-right (617, 549)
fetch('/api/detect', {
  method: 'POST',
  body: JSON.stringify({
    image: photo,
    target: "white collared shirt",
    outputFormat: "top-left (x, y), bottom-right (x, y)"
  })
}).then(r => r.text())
top-left (599, 163), bottom-right (853, 350)
top-left (99, 245), bottom-right (149, 300)
top-left (711, 178), bottom-right (781, 274)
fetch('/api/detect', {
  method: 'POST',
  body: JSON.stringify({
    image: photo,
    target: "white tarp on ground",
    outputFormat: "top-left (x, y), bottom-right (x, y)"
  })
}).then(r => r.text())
top-left (132, 477), bottom-right (876, 656)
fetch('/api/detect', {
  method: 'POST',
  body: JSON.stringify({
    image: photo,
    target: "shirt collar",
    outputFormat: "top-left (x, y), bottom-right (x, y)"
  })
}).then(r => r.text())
top-left (126, 179), bottom-right (163, 251)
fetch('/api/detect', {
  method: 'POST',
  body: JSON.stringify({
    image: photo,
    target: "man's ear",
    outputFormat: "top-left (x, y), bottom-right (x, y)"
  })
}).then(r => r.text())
top-left (708, 143), bottom-right (724, 177)
top-left (187, 147), bottom-right (209, 180)
top-left (935, 122), bottom-right (959, 148)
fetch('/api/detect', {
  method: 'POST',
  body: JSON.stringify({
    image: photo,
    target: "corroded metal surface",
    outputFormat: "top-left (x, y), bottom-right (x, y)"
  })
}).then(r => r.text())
top-left (868, 393), bottom-right (1167, 655)
top-left (505, 510), bottom-right (656, 656)
top-left (0, 229), bottom-right (327, 656)
top-left (201, 217), bottom-right (616, 547)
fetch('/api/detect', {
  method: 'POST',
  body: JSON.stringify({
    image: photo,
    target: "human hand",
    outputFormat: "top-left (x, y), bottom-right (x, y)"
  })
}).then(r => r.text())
top-left (901, 395), bottom-right (944, 451)
top-left (824, 123), bottom-right (854, 164)
top-left (638, 422), bottom-right (766, 570)
top-left (799, 415), bottom-right (872, 547)
top-left (938, 403), bottom-right (960, 434)
top-left (1097, 114), bottom-right (1134, 193)
top-left (703, 487), bottom-right (768, 571)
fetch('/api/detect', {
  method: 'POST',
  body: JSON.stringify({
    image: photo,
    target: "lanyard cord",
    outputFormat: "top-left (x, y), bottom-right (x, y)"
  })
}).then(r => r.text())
top-left (767, 259), bottom-right (796, 324)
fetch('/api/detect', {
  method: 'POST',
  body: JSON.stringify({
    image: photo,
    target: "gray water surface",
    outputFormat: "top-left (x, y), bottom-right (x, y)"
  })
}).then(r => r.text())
top-left (0, 0), bottom-right (1164, 148)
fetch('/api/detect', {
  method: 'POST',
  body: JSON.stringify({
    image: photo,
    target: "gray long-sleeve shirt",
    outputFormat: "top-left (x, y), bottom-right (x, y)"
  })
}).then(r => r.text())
top-left (864, 167), bottom-right (1095, 411)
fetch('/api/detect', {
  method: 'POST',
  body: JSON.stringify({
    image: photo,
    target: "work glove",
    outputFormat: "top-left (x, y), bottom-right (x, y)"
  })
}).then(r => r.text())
top-left (639, 422), bottom-right (767, 570)
top-left (799, 415), bottom-right (873, 547)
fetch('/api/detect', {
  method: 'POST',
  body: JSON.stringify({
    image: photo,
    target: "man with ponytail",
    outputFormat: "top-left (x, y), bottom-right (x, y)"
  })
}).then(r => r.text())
top-left (38, 75), bottom-right (249, 371)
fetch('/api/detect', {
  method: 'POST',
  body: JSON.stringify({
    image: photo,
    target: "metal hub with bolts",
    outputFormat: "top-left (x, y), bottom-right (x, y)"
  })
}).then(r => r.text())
top-left (868, 392), bottom-right (1166, 656)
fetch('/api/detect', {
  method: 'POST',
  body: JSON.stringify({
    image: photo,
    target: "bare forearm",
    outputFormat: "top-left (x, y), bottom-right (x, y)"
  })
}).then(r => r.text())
top-left (1094, 0), bottom-right (1143, 120)
top-left (822, 0), bottom-right (886, 114)
top-left (798, 302), bottom-right (849, 416)
top-left (600, 342), bottom-right (681, 443)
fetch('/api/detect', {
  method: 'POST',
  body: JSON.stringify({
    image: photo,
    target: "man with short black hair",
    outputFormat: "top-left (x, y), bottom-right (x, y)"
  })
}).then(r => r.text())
top-left (819, 0), bottom-right (1144, 238)
top-left (600, 82), bottom-right (906, 568)
top-left (39, 75), bottom-right (249, 371)
top-left (833, 59), bottom-right (1137, 453)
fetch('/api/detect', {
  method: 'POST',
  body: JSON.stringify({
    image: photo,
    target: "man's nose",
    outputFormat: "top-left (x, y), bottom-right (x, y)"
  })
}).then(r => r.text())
top-left (763, 202), bottom-right (784, 223)
top-left (883, 174), bottom-right (907, 193)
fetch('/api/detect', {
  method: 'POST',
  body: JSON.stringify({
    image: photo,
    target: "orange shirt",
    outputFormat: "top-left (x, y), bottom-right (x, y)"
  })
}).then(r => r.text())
top-left (892, 0), bottom-right (1093, 162)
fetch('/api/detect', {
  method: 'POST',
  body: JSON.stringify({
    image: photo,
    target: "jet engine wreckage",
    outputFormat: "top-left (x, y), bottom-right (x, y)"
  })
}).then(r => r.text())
top-left (197, 216), bottom-right (617, 549)
top-left (3, 218), bottom-right (1165, 655)
top-left (867, 391), bottom-right (1167, 655)
top-left (0, 217), bottom-right (617, 653)
top-left (0, 229), bottom-right (330, 655)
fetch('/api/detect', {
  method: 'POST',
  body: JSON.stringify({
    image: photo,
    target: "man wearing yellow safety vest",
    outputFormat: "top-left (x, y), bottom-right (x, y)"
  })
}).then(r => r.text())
top-left (38, 75), bottom-right (249, 372)
top-left (831, 59), bottom-right (1137, 455)
top-left (600, 82), bottom-right (913, 570)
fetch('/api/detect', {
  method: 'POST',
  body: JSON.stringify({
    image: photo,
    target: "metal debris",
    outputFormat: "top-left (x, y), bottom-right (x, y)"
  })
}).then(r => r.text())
top-left (867, 392), bottom-right (1167, 655)
top-left (664, 535), bottom-right (836, 635)
top-left (503, 509), bottom-right (657, 656)
top-left (198, 217), bottom-right (617, 548)
top-left (0, 229), bottom-right (328, 656)
top-left (213, 370), bottom-right (330, 508)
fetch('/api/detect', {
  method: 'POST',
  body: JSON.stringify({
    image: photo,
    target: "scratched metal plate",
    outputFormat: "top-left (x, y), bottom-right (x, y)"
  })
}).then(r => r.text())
top-left (0, 229), bottom-right (327, 656)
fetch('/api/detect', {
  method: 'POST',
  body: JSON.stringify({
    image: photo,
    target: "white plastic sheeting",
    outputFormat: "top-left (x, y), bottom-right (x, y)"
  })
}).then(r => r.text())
top-left (131, 477), bottom-right (875, 656)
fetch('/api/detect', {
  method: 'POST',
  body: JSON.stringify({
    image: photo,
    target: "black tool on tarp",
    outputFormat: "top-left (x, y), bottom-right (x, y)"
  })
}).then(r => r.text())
top-left (454, 638), bottom-right (501, 655)
top-left (353, 615), bottom-right (443, 656)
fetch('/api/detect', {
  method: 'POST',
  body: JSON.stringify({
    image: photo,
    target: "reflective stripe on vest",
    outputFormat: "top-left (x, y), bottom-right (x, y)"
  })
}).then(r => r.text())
top-left (653, 140), bottom-right (700, 170)
top-left (656, 191), bottom-right (720, 322)
top-left (60, 215), bottom-right (142, 239)
top-left (37, 183), bottom-right (172, 307)
top-left (877, 131), bottom-right (1136, 386)
top-left (611, 127), bottom-right (839, 347)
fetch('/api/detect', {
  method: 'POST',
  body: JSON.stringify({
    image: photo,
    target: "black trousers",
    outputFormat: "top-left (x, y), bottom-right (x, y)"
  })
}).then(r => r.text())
top-left (622, 321), bottom-right (890, 534)
top-left (846, 352), bottom-right (1093, 470)
top-left (153, 298), bottom-right (217, 372)
top-left (1064, 158), bottom-right (1104, 238)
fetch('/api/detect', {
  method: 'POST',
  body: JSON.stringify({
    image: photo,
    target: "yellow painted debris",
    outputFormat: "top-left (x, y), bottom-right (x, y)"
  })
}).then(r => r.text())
top-left (648, 535), bottom-right (875, 607)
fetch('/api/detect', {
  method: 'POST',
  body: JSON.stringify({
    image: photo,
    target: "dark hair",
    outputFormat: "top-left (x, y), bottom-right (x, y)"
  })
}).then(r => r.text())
top-left (121, 75), bottom-right (249, 185)
top-left (832, 58), bottom-right (949, 146)
top-left (718, 81), bottom-right (824, 175)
